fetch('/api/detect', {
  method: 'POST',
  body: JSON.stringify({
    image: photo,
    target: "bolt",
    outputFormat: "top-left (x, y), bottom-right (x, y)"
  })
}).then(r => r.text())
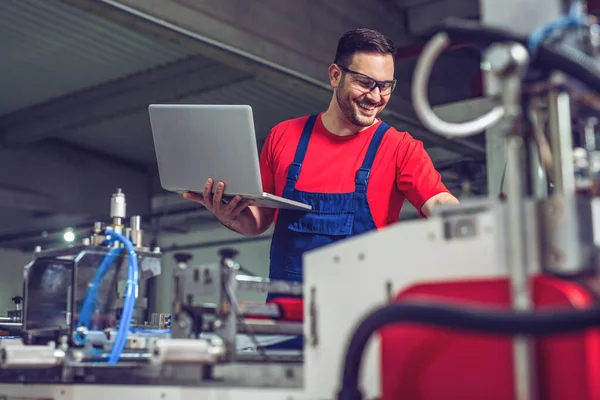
top-left (485, 43), bottom-right (529, 76)
top-left (550, 248), bottom-right (563, 264)
top-left (285, 367), bottom-right (294, 379)
top-left (72, 351), bottom-right (84, 362)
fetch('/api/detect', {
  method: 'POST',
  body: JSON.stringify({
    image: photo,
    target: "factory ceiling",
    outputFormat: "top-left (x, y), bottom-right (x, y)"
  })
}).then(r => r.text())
top-left (0, 0), bottom-right (487, 251)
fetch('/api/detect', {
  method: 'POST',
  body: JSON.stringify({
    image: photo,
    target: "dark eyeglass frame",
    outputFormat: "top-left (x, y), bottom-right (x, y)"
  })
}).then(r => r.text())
top-left (337, 64), bottom-right (397, 94)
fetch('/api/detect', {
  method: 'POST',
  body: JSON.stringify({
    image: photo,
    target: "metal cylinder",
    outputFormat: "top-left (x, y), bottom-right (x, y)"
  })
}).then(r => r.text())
top-left (110, 188), bottom-right (127, 219)
top-left (149, 339), bottom-right (225, 365)
top-left (541, 85), bottom-right (593, 275)
top-left (1, 344), bottom-right (64, 369)
top-left (130, 216), bottom-right (141, 230)
top-left (130, 216), bottom-right (143, 246)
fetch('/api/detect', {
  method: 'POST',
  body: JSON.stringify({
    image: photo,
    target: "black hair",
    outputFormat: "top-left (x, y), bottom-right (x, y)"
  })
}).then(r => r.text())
top-left (333, 28), bottom-right (396, 67)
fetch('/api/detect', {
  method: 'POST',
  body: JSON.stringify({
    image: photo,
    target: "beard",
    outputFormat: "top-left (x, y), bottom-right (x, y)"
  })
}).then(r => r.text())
top-left (335, 83), bottom-right (382, 127)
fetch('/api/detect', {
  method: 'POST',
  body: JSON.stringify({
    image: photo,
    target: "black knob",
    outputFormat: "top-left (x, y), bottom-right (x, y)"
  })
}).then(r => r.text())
top-left (11, 296), bottom-right (22, 305)
top-left (173, 253), bottom-right (193, 264)
top-left (218, 248), bottom-right (239, 259)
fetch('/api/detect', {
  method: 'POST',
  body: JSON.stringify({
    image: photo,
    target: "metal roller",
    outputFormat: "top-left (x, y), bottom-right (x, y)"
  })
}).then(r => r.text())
top-left (149, 338), bottom-right (225, 366)
top-left (1, 344), bottom-right (64, 369)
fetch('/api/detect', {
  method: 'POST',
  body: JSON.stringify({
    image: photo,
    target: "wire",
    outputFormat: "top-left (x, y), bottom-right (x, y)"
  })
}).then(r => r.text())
top-left (73, 229), bottom-right (139, 365)
top-left (106, 229), bottom-right (139, 365)
top-left (411, 32), bottom-right (505, 138)
top-left (436, 17), bottom-right (600, 91)
top-left (411, 14), bottom-right (600, 140)
top-left (75, 247), bottom-right (125, 344)
top-left (527, 1), bottom-right (587, 56)
top-left (498, 160), bottom-right (507, 198)
top-left (337, 300), bottom-right (600, 400)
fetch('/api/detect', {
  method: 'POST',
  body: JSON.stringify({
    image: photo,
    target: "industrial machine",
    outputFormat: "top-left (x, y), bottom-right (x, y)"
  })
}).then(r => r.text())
top-left (2, 0), bottom-right (600, 399)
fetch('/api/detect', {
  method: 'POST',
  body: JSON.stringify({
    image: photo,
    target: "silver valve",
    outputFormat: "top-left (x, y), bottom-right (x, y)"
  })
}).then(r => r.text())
top-left (110, 188), bottom-right (127, 221)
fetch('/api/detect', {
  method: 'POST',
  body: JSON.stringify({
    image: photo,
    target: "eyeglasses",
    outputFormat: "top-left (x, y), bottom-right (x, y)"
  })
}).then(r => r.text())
top-left (337, 65), bottom-right (396, 95)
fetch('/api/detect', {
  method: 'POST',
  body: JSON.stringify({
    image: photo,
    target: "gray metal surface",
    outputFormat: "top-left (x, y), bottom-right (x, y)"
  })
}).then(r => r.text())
top-left (149, 103), bottom-right (311, 210)
top-left (149, 104), bottom-right (264, 197)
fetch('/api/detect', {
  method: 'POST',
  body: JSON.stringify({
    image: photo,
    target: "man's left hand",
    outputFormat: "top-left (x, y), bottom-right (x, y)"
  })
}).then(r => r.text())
top-left (421, 192), bottom-right (460, 218)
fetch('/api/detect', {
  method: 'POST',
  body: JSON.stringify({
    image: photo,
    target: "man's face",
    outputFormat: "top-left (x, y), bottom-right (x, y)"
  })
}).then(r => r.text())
top-left (333, 52), bottom-right (395, 127)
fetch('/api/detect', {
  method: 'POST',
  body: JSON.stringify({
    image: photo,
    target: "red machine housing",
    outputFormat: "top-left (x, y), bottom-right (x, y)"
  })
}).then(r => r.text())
top-left (380, 276), bottom-right (600, 400)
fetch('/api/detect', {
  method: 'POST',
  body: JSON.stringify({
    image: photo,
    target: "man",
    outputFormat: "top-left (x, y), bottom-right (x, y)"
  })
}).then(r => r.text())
top-left (184, 28), bottom-right (459, 286)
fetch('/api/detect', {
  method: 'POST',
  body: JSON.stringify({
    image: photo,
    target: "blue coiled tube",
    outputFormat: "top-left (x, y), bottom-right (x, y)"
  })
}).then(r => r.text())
top-left (74, 229), bottom-right (139, 365)
top-left (527, 2), bottom-right (587, 56)
top-left (104, 230), bottom-right (139, 365)
top-left (75, 247), bottom-right (124, 344)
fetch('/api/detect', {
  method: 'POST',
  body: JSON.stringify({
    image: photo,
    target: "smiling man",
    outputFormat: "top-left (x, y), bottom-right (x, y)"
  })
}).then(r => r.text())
top-left (185, 28), bottom-right (458, 287)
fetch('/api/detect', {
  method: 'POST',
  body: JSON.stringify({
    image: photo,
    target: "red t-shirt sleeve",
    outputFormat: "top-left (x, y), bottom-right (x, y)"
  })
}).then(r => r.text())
top-left (259, 126), bottom-right (277, 195)
top-left (396, 135), bottom-right (449, 215)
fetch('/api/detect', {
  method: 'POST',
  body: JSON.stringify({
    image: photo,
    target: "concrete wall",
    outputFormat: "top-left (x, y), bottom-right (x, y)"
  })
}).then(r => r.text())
top-left (0, 249), bottom-right (31, 313)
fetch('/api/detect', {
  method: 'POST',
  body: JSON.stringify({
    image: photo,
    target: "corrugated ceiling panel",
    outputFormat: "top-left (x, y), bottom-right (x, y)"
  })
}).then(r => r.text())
top-left (58, 77), bottom-right (329, 165)
top-left (0, 0), bottom-right (191, 115)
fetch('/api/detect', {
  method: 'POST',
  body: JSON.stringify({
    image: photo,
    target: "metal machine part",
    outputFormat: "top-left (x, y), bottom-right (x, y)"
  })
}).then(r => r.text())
top-left (149, 338), bottom-right (225, 365)
top-left (170, 249), bottom-right (303, 362)
top-left (3, 2), bottom-right (600, 399)
top-left (0, 343), bottom-right (65, 369)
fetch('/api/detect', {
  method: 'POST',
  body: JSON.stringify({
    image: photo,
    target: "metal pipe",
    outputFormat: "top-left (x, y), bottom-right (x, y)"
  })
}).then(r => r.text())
top-left (487, 42), bottom-right (536, 400)
top-left (0, 322), bottom-right (22, 329)
top-left (542, 84), bottom-right (586, 274)
top-left (505, 135), bottom-right (537, 400)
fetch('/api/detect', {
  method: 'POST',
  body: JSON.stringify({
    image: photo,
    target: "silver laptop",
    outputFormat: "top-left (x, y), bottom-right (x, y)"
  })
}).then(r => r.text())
top-left (148, 104), bottom-right (312, 211)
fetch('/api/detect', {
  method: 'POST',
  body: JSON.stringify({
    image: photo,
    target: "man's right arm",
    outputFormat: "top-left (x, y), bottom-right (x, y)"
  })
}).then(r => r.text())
top-left (230, 123), bottom-right (278, 236)
top-left (184, 125), bottom-right (278, 235)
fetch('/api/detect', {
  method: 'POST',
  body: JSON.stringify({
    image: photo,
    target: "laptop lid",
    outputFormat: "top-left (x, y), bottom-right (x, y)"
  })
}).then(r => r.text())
top-left (148, 104), bottom-right (264, 197)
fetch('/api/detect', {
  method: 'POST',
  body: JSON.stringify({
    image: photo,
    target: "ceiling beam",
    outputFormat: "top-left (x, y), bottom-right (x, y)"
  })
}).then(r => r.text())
top-left (405, 0), bottom-right (479, 36)
top-left (54, 0), bottom-right (485, 156)
top-left (0, 56), bottom-right (251, 145)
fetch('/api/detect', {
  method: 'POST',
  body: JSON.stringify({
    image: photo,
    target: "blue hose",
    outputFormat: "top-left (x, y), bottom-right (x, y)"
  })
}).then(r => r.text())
top-left (527, 2), bottom-right (587, 56)
top-left (129, 328), bottom-right (171, 335)
top-left (74, 229), bottom-right (139, 365)
top-left (105, 230), bottom-right (139, 365)
top-left (76, 247), bottom-right (124, 344)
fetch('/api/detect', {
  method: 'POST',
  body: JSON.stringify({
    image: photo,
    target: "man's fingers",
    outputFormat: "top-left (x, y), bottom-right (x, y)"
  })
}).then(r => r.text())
top-left (183, 192), bottom-right (205, 206)
top-left (213, 181), bottom-right (225, 212)
top-left (203, 178), bottom-right (213, 203)
top-left (231, 199), bottom-right (254, 217)
top-left (223, 195), bottom-right (242, 213)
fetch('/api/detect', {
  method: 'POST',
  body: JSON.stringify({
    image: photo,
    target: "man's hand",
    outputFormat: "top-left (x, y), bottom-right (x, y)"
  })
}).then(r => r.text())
top-left (421, 192), bottom-right (460, 218)
top-left (183, 178), bottom-right (254, 231)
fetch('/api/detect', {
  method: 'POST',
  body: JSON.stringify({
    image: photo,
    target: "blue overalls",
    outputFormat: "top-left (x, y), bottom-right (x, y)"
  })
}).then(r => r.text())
top-left (265, 114), bottom-right (391, 350)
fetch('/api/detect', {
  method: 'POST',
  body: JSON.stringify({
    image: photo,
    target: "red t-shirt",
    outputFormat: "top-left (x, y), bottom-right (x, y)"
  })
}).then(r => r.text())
top-left (259, 113), bottom-right (449, 228)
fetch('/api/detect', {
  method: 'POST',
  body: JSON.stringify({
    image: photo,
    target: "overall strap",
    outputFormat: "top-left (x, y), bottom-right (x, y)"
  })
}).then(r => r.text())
top-left (286, 114), bottom-right (318, 187)
top-left (355, 122), bottom-right (391, 193)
